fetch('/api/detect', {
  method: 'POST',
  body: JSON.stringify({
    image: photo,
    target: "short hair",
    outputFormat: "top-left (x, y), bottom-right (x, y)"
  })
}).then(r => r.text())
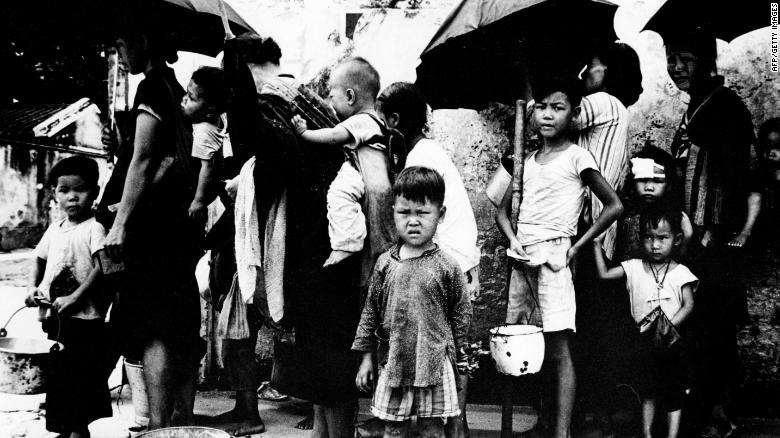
top-left (377, 82), bottom-right (428, 140)
top-left (757, 117), bottom-right (780, 153)
top-left (592, 42), bottom-right (643, 107)
top-left (336, 57), bottom-right (381, 101)
top-left (532, 73), bottom-right (583, 108)
top-left (49, 156), bottom-right (99, 188)
top-left (190, 66), bottom-right (226, 113)
top-left (392, 166), bottom-right (445, 208)
top-left (665, 27), bottom-right (717, 73)
top-left (235, 33), bottom-right (282, 66)
top-left (640, 204), bottom-right (683, 236)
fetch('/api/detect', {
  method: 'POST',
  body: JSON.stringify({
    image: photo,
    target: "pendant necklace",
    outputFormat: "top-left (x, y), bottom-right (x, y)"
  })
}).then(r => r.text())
top-left (649, 259), bottom-right (672, 293)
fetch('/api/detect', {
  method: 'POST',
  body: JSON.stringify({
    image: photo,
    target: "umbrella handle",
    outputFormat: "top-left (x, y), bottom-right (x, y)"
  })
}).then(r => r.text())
top-left (218, 0), bottom-right (235, 40)
top-left (510, 99), bottom-right (527, 227)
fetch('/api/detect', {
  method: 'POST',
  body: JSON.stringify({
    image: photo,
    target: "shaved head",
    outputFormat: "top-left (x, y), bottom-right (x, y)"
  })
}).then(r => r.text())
top-left (331, 57), bottom-right (381, 102)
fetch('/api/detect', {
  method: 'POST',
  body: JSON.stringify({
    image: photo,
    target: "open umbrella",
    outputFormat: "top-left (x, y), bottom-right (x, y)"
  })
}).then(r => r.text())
top-left (415, 0), bottom-right (618, 110)
top-left (0, 0), bottom-right (255, 57)
top-left (643, 0), bottom-right (770, 43)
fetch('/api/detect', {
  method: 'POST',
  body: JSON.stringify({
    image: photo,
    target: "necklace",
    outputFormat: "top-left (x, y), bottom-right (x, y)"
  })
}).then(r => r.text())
top-left (648, 259), bottom-right (672, 292)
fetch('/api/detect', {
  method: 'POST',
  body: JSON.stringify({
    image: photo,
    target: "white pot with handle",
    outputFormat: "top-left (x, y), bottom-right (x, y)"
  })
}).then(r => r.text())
top-left (489, 324), bottom-right (545, 376)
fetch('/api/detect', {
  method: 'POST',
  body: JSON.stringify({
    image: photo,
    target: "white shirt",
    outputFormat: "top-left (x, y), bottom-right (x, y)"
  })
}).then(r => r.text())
top-left (35, 217), bottom-right (107, 320)
top-left (516, 145), bottom-right (599, 245)
top-left (406, 138), bottom-right (480, 272)
top-left (327, 162), bottom-right (367, 252)
top-left (621, 259), bottom-right (698, 323)
top-left (339, 113), bottom-right (384, 150)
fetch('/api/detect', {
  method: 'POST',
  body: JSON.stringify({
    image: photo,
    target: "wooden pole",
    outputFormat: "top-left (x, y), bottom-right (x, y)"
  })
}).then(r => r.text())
top-left (510, 99), bottom-right (527, 227)
top-left (501, 99), bottom-right (527, 438)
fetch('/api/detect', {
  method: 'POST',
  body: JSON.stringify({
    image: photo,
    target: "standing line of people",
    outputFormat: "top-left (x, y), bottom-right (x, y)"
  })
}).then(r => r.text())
top-left (21, 15), bottom-right (776, 438)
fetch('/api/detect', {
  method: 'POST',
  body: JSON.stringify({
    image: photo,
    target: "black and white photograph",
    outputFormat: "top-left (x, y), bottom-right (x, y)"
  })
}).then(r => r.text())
top-left (0, 1), bottom-right (777, 437)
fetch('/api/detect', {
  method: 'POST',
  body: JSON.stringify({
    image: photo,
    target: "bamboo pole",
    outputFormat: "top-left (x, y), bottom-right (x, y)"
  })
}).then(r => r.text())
top-left (511, 99), bottom-right (527, 227)
top-left (501, 99), bottom-right (526, 438)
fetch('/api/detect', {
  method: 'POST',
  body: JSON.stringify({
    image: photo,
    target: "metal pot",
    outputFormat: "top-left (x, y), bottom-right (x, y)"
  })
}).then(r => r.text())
top-left (137, 426), bottom-right (232, 438)
top-left (0, 304), bottom-right (63, 394)
top-left (0, 337), bottom-right (63, 394)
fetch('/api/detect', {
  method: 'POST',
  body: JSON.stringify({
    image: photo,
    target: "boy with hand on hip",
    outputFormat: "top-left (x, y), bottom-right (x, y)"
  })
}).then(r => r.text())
top-left (352, 166), bottom-right (472, 438)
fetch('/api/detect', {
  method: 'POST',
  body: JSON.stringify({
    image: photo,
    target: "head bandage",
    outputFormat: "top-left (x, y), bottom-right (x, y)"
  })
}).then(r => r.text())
top-left (630, 158), bottom-right (666, 179)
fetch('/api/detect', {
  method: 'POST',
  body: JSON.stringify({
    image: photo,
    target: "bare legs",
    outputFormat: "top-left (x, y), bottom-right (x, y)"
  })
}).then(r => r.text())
top-left (642, 398), bottom-right (681, 438)
top-left (311, 402), bottom-right (356, 438)
top-left (383, 418), bottom-right (445, 438)
top-left (143, 339), bottom-right (199, 430)
top-left (544, 330), bottom-right (576, 438)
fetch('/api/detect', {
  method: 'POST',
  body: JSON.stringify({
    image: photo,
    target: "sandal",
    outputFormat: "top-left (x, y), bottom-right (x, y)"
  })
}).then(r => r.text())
top-left (257, 381), bottom-right (289, 401)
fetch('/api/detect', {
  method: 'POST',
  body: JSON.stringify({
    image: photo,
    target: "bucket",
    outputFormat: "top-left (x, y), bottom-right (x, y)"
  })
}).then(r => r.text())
top-left (137, 426), bottom-right (231, 438)
top-left (124, 358), bottom-right (150, 426)
top-left (0, 337), bottom-right (63, 394)
top-left (489, 325), bottom-right (545, 376)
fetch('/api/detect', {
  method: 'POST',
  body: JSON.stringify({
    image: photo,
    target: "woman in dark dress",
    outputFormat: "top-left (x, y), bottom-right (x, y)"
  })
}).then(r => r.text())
top-left (665, 28), bottom-right (761, 438)
top-left (103, 22), bottom-right (203, 429)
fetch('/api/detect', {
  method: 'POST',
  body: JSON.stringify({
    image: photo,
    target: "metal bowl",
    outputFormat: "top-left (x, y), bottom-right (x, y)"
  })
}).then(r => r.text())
top-left (137, 426), bottom-right (232, 438)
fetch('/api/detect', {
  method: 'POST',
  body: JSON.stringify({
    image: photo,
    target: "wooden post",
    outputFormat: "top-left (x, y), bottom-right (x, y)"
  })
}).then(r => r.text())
top-left (501, 99), bottom-right (527, 438)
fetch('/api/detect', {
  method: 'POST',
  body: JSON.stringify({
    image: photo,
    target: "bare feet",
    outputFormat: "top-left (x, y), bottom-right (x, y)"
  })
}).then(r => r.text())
top-left (323, 250), bottom-right (353, 267)
top-left (295, 414), bottom-right (314, 430)
top-left (226, 419), bottom-right (266, 436)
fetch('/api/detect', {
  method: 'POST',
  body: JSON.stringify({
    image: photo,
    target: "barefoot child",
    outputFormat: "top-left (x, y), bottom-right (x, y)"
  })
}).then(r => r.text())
top-left (352, 166), bottom-right (472, 438)
top-left (593, 207), bottom-right (697, 438)
top-left (181, 66), bottom-right (230, 221)
top-left (495, 76), bottom-right (623, 438)
top-left (25, 156), bottom-right (111, 438)
top-left (291, 57), bottom-right (389, 268)
top-left (377, 82), bottom-right (480, 437)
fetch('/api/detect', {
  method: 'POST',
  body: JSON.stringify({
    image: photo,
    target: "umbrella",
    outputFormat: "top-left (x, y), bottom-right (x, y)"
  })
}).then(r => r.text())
top-left (415, 0), bottom-right (618, 110)
top-left (643, 0), bottom-right (769, 43)
top-left (0, 0), bottom-right (255, 57)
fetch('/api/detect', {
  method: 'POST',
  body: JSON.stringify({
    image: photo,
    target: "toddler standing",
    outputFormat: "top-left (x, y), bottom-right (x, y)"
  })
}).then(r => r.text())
top-left (495, 76), bottom-right (623, 438)
top-left (352, 166), bottom-right (472, 438)
top-left (593, 207), bottom-right (697, 438)
top-left (181, 66), bottom-right (230, 221)
top-left (25, 156), bottom-right (111, 438)
top-left (614, 146), bottom-right (694, 262)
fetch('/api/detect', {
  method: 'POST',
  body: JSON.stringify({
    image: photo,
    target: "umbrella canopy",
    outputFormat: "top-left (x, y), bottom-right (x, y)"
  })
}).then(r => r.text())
top-left (644, 0), bottom-right (769, 43)
top-left (0, 0), bottom-right (255, 57)
top-left (416, 0), bottom-right (618, 110)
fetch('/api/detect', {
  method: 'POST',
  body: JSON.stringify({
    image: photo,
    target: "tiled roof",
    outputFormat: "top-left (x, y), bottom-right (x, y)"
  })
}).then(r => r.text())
top-left (0, 103), bottom-right (108, 158)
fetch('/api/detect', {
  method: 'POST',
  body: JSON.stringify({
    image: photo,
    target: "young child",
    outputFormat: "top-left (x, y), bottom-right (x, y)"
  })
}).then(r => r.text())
top-left (495, 76), bottom-right (623, 438)
top-left (181, 65), bottom-right (230, 220)
top-left (614, 146), bottom-right (694, 262)
top-left (290, 57), bottom-right (387, 267)
top-left (593, 207), bottom-right (697, 438)
top-left (25, 156), bottom-right (111, 438)
top-left (352, 166), bottom-right (472, 438)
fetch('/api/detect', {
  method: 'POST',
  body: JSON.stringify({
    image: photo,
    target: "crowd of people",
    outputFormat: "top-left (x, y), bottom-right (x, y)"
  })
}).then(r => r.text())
top-left (21, 10), bottom-right (780, 438)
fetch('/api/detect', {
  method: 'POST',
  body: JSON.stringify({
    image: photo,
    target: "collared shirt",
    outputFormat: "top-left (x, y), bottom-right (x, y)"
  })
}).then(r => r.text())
top-left (352, 245), bottom-right (472, 387)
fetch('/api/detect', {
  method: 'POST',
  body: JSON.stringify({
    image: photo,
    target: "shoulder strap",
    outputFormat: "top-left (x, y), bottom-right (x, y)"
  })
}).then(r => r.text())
top-left (160, 77), bottom-right (197, 185)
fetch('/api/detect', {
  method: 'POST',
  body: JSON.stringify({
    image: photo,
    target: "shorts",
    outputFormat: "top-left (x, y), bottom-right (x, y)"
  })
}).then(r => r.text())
top-left (371, 362), bottom-right (460, 422)
top-left (633, 340), bottom-right (688, 412)
top-left (506, 237), bottom-right (576, 332)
